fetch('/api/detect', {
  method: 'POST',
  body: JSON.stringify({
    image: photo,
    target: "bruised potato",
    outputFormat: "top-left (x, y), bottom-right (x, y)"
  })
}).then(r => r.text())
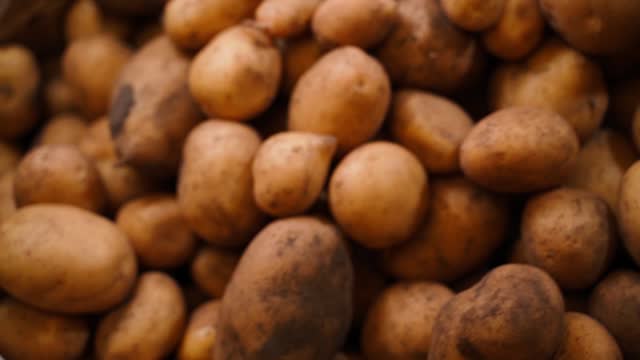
top-left (191, 246), bottom-right (240, 298)
top-left (441, 0), bottom-right (505, 31)
top-left (282, 36), bottom-right (324, 94)
top-left (482, 0), bottom-right (544, 60)
top-left (617, 161), bottom-right (640, 267)
top-left (36, 113), bottom-right (88, 146)
top-left (257, 0), bottom-right (323, 38)
top-left (554, 312), bottom-right (622, 360)
top-left (178, 300), bottom-right (220, 360)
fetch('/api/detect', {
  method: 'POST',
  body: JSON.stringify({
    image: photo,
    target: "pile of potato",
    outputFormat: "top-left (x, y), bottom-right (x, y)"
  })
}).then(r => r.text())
top-left (1, 0), bottom-right (640, 359)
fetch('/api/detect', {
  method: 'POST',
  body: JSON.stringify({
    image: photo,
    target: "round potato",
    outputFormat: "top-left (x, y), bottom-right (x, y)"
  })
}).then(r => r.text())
top-left (460, 106), bottom-right (579, 193)
top-left (617, 161), bottom-right (640, 267)
top-left (282, 36), bottom-right (324, 94)
top-left (362, 282), bottom-right (454, 360)
top-left (257, 0), bottom-right (324, 38)
top-left (0, 141), bottom-right (20, 174)
top-left (178, 300), bottom-right (220, 360)
top-left (191, 246), bottom-right (240, 298)
top-left (289, 46), bottom-right (390, 153)
top-left (0, 170), bottom-right (16, 223)
top-left (482, 0), bottom-right (544, 60)
top-left (0, 204), bottom-right (137, 313)
top-left (45, 76), bottom-right (81, 115)
top-left (441, 0), bottom-right (505, 31)
top-left (329, 141), bottom-right (428, 249)
top-left (36, 113), bottom-right (88, 146)
top-left (554, 312), bottom-right (622, 360)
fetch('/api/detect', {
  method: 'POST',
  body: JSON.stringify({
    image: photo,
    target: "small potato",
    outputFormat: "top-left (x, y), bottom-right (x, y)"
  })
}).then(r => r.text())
top-left (329, 142), bottom-right (428, 249)
top-left (384, 176), bottom-right (509, 282)
top-left (521, 188), bottom-right (615, 290)
top-left (490, 39), bottom-right (608, 141)
top-left (191, 246), bottom-right (240, 298)
top-left (289, 46), bottom-right (391, 153)
top-left (96, 272), bottom-right (187, 360)
top-left (189, 25), bottom-right (282, 122)
top-left (164, 0), bottom-right (261, 50)
top-left (97, 0), bottom-right (167, 15)
top-left (178, 120), bottom-right (265, 247)
top-left (0, 171), bottom-right (16, 223)
top-left (554, 312), bottom-right (622, 360)
top-left (257, 0), bottom-right (323, 38)
top-left (282, 36), bottom-right (324, 94)
top-left (460, 107), bottom-right (579, 193)
top-left (312, 0), bottom-right (397, 49)
top-left (36, 113), bottom-right (88, 146)
top-left (116, 195), bottom-right (197, 269)
top-left (0, 204), bottom-right (137, 313)
top-left (45, 76), bottom-right (81, 115)
top-left (178, 300), bottom-right (220, 360)
top-left (441, 0), bottom-right (505, 31)
top-left (429, 264), bottom-right (565, 360)
top-left (482, 0), bottom-right (544, 60)
top-left (253, 132), bottom-right (337, 217)
top-left (589, 270), bottom-right (640, 358)
top-left (0, 298), bottom-right (90, 360)
top-left (390, 90), bottom-right (473, 173)
top-left (617, 161), bottom-right (640, 267)
top-left (362, 282), bottom-right (454, 360)
top-left (0, 141), bottom-right (20, 174)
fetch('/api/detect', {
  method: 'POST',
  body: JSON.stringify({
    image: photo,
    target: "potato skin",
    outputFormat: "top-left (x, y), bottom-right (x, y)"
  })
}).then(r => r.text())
top-left (460, 107), bottom-right (579, 193)
top-left (178, 300), bottom-right (220, 360)
top-left (215, 217), bottom-right (353, 360)
top-left (45, 76), bottom-right (80, 115)
top-left (282, 36), bottom-right (324, 94)
top-left (0, 297), bottom-right (90, 360)
top-left (0, 141), bottom-right (20, 174)
top-left (0, 170), bottom-right (16, 223)
top-left (0, 204), bottom-right (137, 313)
top-left (482, 0), bottom-right (543, 60)
top-left (441, 0), bottom-right (505, 31)
top-left (36, 113), bottom-right (88, 146)
top-left (617, 162), bottom-right (640, 267)
top-left (191, 246), bottom-right (240, 298)
top-left (554, 312), bottom-right (622, 360)
top-left (257, 0), bottom-right (323, 38)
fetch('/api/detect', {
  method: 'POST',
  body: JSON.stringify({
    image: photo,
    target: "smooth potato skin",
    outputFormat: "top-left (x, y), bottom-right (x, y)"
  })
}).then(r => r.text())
top-left (257, 0), bottom-right (323, 38)
top-left (36, 114), bottom-right (88, 146)
top-left (617, 162), bottom-right (640, 267)
top-left (441, 0), bottom-right (505, 31)
top-left (482, 0), bottom-right (543, 60)
top-left (178, 300), bottom-right (220, 360)
top-left (191, 246), bottom-right (240, 298)
top-left (282, 36), bottom-right (324, 94)
top-left (554, 312), bottom-right (622, 360)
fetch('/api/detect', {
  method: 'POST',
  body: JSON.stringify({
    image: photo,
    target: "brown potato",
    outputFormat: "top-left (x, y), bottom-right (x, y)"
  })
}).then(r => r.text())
top-left (384, 176), bottom-right (509, 281)
top-left (282, 36), bottom-right (324, 94)
top-left (65, 0), bottom-right (118, 41)
top-left (96, 272), bottom-right (187, 359)
top-left (178, 120), bottom-right (265, 247)
top-left (362, 282), bottom-right (454, 360)
top-left (0, 141), bottom-right (20, 174)
top-left (490, 39), bottom-right (608, 141)
top-left (460, 107), bottom-right (579, 193)
top-left (312, 0), bottom-right (397, 49)
top-left (191, 246), bottom-right (240, 298)
top-left (257, 0), bottom-right (323, 38)
top-left (215, 217), bottom-right (353, 359)
top-left (253, 132), bottom-right (337, 217)
top-left (189, 25), bottom-right (281, 122)
top-left (0, 297), bottom-right (90, 360)
top-left (554, 312), bottom-right (622, 360)
top-left (45, 76), bottom-right (81, 115)
top-left (178, 300), bottom-right (220, 360)
top-left (482, 0), bottom-right (544, 60)
top-left (520, 188), bottom-right (615, 290)
top-left (376, 0), bottom-right (477, 93)
top-left (97, 0), bottom-right (166, 15)
top-left (390, 90), bottom-right (473, 173)
top-left (79, 117), bottom-right (116, 160)
top-left (441, 0), bottom-right (505, 31)
top-left (0, 204), bottom-right (137, 313)
top-left (289, 46), bottom-right (391, 153)
top-left (429, 264), bottom-right (565, 360)
top-left (617, 161), bottom-right (640, 267)
top-left (329, 141), bottom-right (428, 249)
top-left (36, 113), bottom-right (88, 146)
top-left (0, 170), bottom-right (16, 223)
top-left (589, 270), bottom-right (640, 358)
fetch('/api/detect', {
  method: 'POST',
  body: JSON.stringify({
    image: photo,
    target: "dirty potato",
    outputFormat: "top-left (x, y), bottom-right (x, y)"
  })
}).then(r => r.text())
top-left (554, 312), bottom-right (622, 360)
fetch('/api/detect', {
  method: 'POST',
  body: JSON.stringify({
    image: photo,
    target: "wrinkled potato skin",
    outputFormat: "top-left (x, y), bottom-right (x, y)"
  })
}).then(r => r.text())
top-left (0, 205), bottom-right (137, 313)
top-left (441, 0), bottom-right (505, 31)
top-left (0, 171), bottom-right (16, 223)
top-left (0, 142), bottom-right (20, 174)
top-left (482, 0), bottom-right (543, 60)
top-left (36, 114), bottom-right (88, 146)
top-left (617, 162), bottom-right (640, 267)
top-left (257, 0), bottom-right (323, 38)
top-left (0, 298), bottom-right (90, 360)
top-left (460, 107), bottom-right (579, 193)
top-left (191, 246), bottom-right (240, 298)
top-left (178, 300), bottom-right (220, 360)
top-left (554, 312), bottom-right (622, 360)
top-left (282, 36), bottom-right (324, 94)
top-left (215, 217), bottom-right (353, 360)
top-left (96, 272), bottom-right (187, 360)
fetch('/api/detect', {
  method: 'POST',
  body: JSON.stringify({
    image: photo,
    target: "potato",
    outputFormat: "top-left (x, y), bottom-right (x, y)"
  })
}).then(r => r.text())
top-left (164, 0), bottom-right (261, 50)
top-left (566, 130), bottom-right (636, 209)
top-left (0, 204), bottom-right (137, 313)
top-left (178, 120), bottom-right (265, 247)
top-left (482, 0), bottom-right (544, 60)
top-left (362, 282), bottom-right (454, 360)
top-left (45, 76), bottom-right (81, 115)
top-left (289, 46), bottom-right (391, 153)
top-left (311, 0), bottom-right (397, 49)
top-left (520, 188), bottom-right (615, 290)
top-left (589, 270), bottom-right (640, 358)
top-left (429, 264), bottom-right (565, 360)
top-left (0, 297), bottom-right (90, 360)
top-left (191, 246), bottom-right (240, 298)
top-left (256, 0), bottom-right (323, 38)
top-left (79, 116), bottom-right (116, 160)
top-left (110, 36), bottom-right (201, 174)
top-left (384, 176), bottom-right (509, 281)
top-left (0, 170), bottom-right (16, 223)
top-left (376, 0), bottom-right (477, 93)
top-left (189, 25), bottom-right (281, 122)
top-left (178, 300), bottom-right (220, 360)
top-left (490, 39), bottom-right (608, 141)
top-left (460, 107), bottom-right (579, 193)
top-left (0, 45), bottom-right (40, 140)
top-left (282, 36), bottom-right (324, 94)
top-left (215, 217), bottom-right (353, 359)
top-left (36, 113), bottom-right (88, 146)
top-left (65, 0), bottom-right (130, 42)
top-left (554, 312), bottom-right (622, 360)
top-left (616, 161), bottom-right (640, 267)
top-left (97, 0), bottom-right (166, 15)
top-left (441, 0), bottom-right (505, 31)
top-left (95, 272), bottom-right (186, 359)
top-left (253, 132), bottom-right (337, 217)
top-left (539, 0), bottom-right (640, 55)
top-left (390, 90), bottom-right (473, 173)
top-left (329, 141), bottom-right (428, 249)
top-left (0, 141), bottom-right (20, 174)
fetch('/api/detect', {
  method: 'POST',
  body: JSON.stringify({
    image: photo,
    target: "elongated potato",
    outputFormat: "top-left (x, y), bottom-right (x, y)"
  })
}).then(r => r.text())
top-left (0, 170), bottom-right (16, 223)
top-left (617, 162), bottom-right (640, 267)
top-left (36, 113), bottom-right (88, 146)
top-left (554, 312), bottom-right (622, 360)
top-left (191, 246), bottom-right (240, 298)
top-left (282, 36), bottom-right (324, 94)
top-left (482, 0), bottom-right (544, 60)
top-left (0, 205), bottom-right (137, 313)
top-left (0, 141), bottom-right (20, 174)
top-left (257, 0), bottom-right (323, 38)
top-left (178, 300), bottom-right (220, 360)
top-left (441, 0), bottom-right (505, 31)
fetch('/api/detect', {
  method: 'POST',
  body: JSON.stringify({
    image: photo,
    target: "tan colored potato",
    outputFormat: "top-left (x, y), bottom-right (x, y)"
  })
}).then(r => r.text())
top-left (178, 300), bottom-right (220, 360)
top-left (97, 0), bottom-right (167, 15)
top-left (390, 90), bottom-right (473, 173)
top-left (0, 141), bottom-right (20, 174)
top-left (362, 282), bottom-right (454, 360)
top-left (460, 107), bottom-right (579, 193)
top-left (384, 176), bottom-right (509, 281)
top-left (282, 36), bottom-right (324, 94)
top-left (490, 39), bottom-right (608, 141)
top-left (0, 297), bottom-right (90, 360)
top-left (0, 170), bottom-right (16, 223)
top-left (45, 76), bottom-right (81, 115)
top-left (554, 312), bottom-right (622, 360)
top-left (482, 0), bottom-right (544, 60)
top-left (36, 113), bottom-right (88, 146)
top-left (0, 204), bottom-right (137, 313)
top-left (178, 120), bottom-right (265, 247)
top-left (617, 161), bottom-right (640, 267)
top-left (289, 46), bottom-right (391, 153)
top-left (329, 142), bottom-right (428, 249)
top-left (441, 0), bottom-right (505, 31)
top-left (191, 246), bottom-right (240, 298)
top-left (189, 25), bottom-right (282, 122)
top-left (96, 272), bottom-right (187, 360)
top-left (257, 0), bottom-right (323, 38)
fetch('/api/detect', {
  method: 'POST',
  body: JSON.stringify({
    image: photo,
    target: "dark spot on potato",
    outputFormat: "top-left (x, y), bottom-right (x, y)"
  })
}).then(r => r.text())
top-left (110, 84), bottom-right (135, 138)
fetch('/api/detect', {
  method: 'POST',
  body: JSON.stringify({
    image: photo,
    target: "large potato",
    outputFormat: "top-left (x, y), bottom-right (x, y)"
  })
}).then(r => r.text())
top-left (482, 0), bottom-right (544, 60)
top-left (257, 0), bottom-right (324, 38)
top-left (215, 217), bottom-right (353, 359)
top-left (36, 113), bottom-right (88, 146)
top-left (441, 0), bottom-right (505, 31)
top-left (617, 161), bottom-right (640, 267)
top-left (554, 312), bottom-right (622, 360)
top-left (178, 300), bottom-right (220, 360)
top-left (191, 246), bottom-right (240, 298)
top-left (0, 205), bottom-right (137, 313)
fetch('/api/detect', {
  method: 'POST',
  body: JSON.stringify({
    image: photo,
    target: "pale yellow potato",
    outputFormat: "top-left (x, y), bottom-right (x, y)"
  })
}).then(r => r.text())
top-left (257, 0), bottom-right (324, 38)
top-left (441, 0), bottom-right (505, 31)
top-left (554, 312), bottom-right (622, 360)
top-left (36, 113), bottom-right (88, 146)
top-left (178, 300), bottom-right (220, 360)
top-left (482, 0), bottom-right (544, 60)
top-left (191, 246), bottom-right (240, 298)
